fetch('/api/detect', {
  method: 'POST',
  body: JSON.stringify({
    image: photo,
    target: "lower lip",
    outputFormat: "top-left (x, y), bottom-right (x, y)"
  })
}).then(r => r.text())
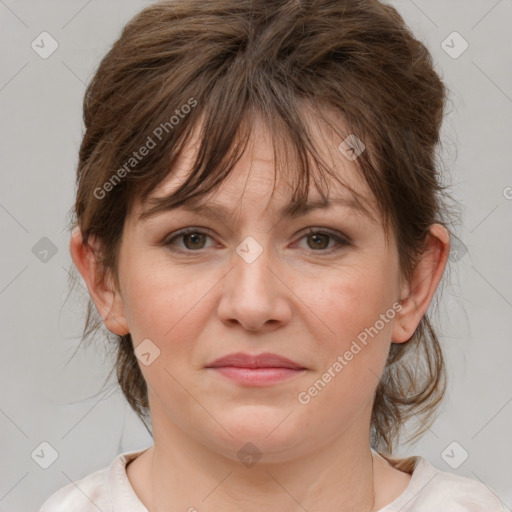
top-left (207, 367), bottom-right (306, 386)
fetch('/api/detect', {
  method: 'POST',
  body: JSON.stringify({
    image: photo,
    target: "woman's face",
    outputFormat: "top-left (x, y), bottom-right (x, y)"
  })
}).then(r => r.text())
top-left (90, 117), bottom-right (414, 462)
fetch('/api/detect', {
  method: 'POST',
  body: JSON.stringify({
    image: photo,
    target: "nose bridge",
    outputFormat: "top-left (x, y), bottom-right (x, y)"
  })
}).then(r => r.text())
top-left (228, 204), bottom-right (289, 293)
top-left (217, 232), bottom-right (291, 330)
top-left (232, 232), bottom-right (275, 297)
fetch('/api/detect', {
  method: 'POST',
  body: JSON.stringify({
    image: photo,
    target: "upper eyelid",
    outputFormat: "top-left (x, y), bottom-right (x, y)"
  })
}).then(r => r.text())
top-left (164, 226), bottom-right (351, 248)
top-left (166, 225), bottom-right (346, 237)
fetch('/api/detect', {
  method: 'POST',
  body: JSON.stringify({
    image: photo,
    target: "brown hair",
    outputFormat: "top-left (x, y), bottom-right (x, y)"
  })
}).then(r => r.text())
top-left (66, 0), bottom-right (459, 454)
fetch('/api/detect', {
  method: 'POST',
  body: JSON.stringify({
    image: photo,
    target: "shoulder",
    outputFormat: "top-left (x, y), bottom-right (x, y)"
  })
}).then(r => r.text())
top-left (379, 452), bottom-right (507, 512)
top-left (39, 466), bottom-right (109, 512)
top-left (38, 449), bottom-right (148, 512)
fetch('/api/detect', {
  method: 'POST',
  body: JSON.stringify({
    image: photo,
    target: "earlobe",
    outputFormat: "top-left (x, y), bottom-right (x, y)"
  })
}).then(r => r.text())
top-left (69, 227), bottom-right (130, 336)
top-left (391, 223), bottom-right (450, 344)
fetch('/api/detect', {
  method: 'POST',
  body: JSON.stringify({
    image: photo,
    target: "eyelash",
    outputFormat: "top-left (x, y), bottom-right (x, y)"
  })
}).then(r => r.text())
top-left (163, 227), bottom-right (351, 254)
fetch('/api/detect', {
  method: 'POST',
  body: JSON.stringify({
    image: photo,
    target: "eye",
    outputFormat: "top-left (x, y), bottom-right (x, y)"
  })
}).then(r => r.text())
top-left (163, 227), bottom-right (350, 254)
top-left (294, 228), bottom-right (351, 253)
top-left (164, 228), bottom-right (216, 251)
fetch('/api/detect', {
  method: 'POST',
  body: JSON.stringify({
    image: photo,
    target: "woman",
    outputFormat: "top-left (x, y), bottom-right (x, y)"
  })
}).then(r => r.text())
top-left (40, 0), bottom-right (505, 510)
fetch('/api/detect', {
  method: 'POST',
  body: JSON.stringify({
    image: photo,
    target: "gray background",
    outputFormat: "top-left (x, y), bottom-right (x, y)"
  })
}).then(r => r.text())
top-left (0, 0), bottom-right (511, 511)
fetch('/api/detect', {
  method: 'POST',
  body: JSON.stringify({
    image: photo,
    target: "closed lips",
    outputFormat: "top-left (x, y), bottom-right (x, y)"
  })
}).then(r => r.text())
top-left (205, 352), bottom-right (306, 370)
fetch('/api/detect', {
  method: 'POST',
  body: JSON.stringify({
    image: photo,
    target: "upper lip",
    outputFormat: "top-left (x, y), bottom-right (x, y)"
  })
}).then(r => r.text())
top-left (205, 352), bottom-right (306, 370)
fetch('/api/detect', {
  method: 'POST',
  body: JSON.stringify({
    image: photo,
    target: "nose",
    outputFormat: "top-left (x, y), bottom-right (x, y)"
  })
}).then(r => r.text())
top-left (216, 239), bottom-right (293, 332)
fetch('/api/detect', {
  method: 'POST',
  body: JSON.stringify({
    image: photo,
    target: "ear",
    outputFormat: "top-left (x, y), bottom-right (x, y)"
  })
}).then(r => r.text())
top-left (391, 223), bottom-right (450, 344)
top-left (69, 227), bottom-right (130, 336)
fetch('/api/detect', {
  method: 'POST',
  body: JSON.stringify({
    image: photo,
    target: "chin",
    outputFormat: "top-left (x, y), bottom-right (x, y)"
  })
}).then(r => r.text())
top-left (208, 410), bottom-right (303, 455)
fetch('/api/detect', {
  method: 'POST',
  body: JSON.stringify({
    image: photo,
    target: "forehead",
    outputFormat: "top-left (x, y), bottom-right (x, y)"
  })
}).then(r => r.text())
top-left (132, 109), bottom-right (379, 225)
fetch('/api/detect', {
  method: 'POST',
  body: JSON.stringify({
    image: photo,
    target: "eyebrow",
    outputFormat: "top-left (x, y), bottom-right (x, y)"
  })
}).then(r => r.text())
top-left (139, 195), bottom-right (376, 225)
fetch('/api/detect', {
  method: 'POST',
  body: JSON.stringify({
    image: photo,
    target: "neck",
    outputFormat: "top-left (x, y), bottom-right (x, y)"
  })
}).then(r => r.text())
top-left (147, 410), bottom-right (376, 512)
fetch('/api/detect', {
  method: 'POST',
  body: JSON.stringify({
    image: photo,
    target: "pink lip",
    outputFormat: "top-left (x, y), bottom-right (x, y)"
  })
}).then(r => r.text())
top-left (205, 352), bottom-right (307, 386)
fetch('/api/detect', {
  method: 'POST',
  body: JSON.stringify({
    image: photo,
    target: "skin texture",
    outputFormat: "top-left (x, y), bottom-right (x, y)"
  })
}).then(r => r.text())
top-left (70, 114), bottom-right (450, 512)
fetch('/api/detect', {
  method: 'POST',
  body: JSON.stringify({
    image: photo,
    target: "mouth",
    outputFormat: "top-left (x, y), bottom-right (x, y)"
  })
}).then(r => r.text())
top-left (205, 352), bottom-right (307, 387)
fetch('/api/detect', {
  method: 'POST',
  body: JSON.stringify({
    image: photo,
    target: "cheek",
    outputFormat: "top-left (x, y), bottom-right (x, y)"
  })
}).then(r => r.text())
top-left (299, 264), bottom-right (397, 350)
top-left (120, 254), bottom-right (215, 349)
top-left (119, 261), bottom-right (216, 407)
top-left (295, 265), bottom-right (397, 408)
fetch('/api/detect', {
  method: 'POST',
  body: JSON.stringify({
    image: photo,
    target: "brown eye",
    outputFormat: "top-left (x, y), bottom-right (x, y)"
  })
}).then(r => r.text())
top-left (296, 228), bottom-right (351, 253)
top-left (306, 233), bottom-right (331, 250)
top-left (182, 232), bottom-right (208, 250)
top-left (164, 228), bottom-right (215, 251)
top-left (163, 227), bottom-right (350, 255)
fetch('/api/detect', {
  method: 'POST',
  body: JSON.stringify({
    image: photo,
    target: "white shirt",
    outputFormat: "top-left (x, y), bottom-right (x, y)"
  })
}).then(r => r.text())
top-left (39, 448), bottom-right (507, 511)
